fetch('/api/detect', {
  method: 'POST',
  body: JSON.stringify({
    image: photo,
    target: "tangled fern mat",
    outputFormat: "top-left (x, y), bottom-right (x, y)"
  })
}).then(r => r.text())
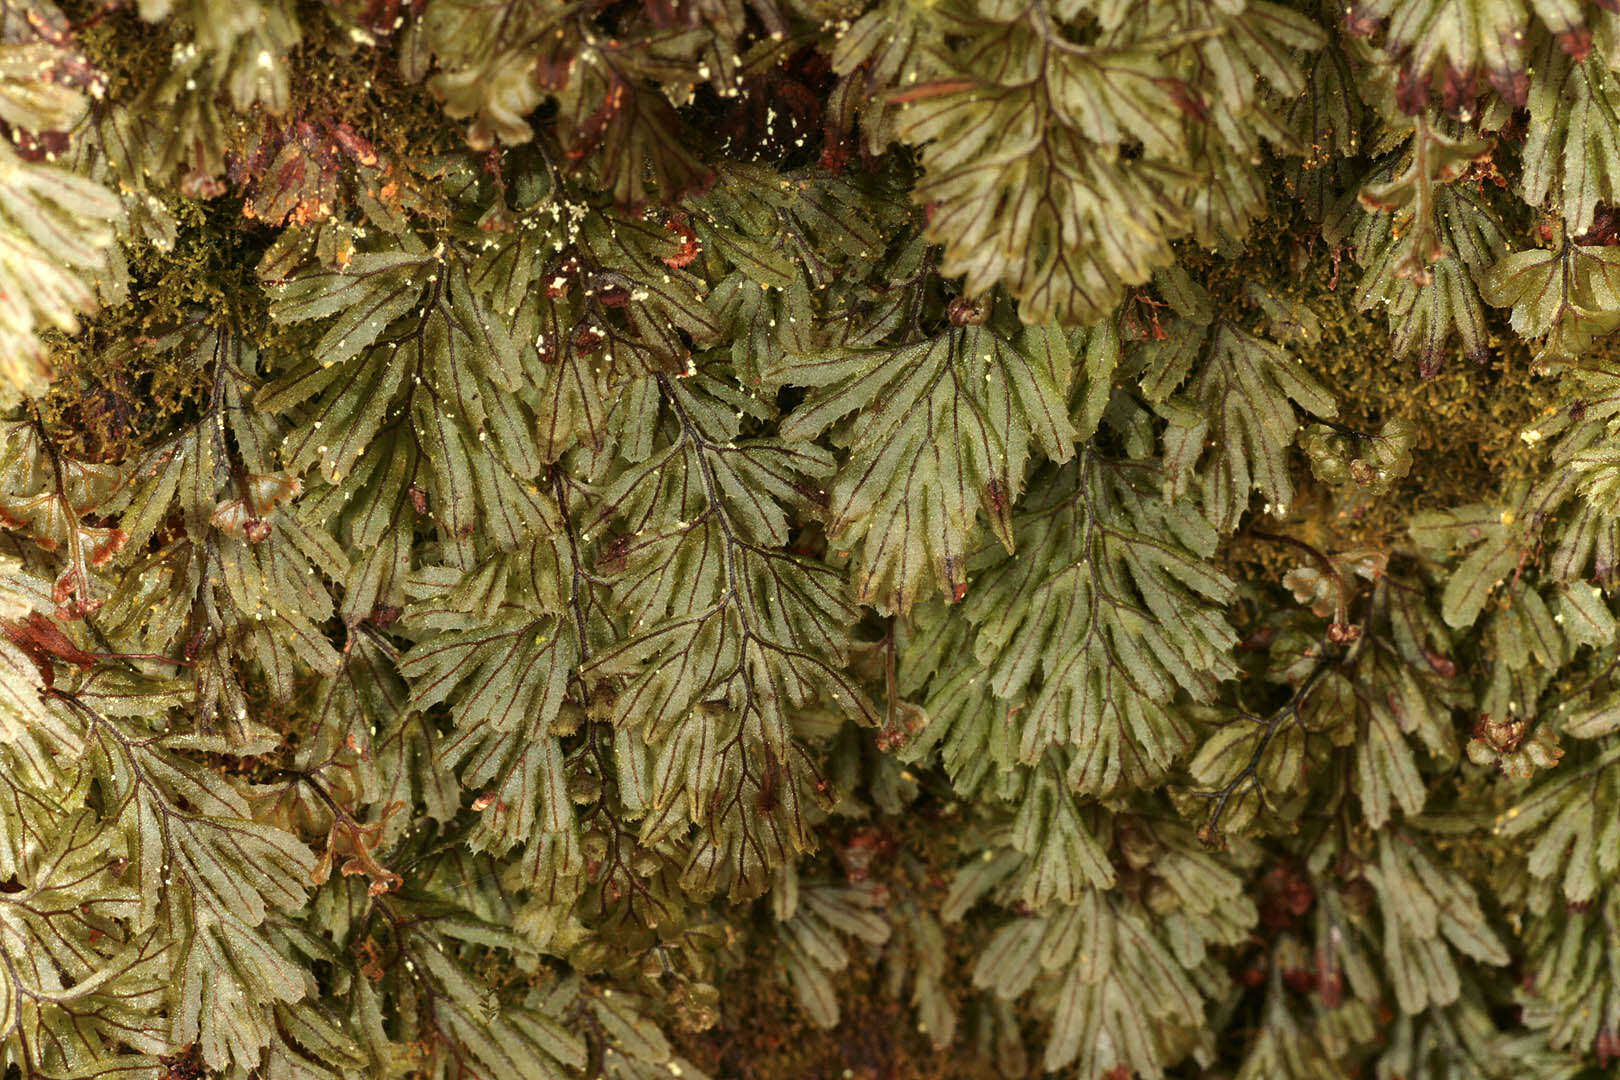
top-left (7, 0), bottom-right (1620, 1077)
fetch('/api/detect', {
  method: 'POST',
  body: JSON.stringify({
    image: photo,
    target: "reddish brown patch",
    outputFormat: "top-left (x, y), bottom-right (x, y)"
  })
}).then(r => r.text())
top-left (1, 611), bottom-right (98, 688)
top-left (1256, 862), bottom-right (1316, 930)
top-left (662, 215), bottom-right (700, 269)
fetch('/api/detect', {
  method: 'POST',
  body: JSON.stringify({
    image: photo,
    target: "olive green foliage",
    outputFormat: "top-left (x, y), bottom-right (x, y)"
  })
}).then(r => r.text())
top-left (3, 0), bottom-right (1620, 1078)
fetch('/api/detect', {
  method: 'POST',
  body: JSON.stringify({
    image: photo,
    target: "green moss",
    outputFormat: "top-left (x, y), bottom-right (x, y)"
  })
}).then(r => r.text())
top-left (38, 197), bottom-right (268, 458)
top-left (1195, 230), bottom-right (1557, 592)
